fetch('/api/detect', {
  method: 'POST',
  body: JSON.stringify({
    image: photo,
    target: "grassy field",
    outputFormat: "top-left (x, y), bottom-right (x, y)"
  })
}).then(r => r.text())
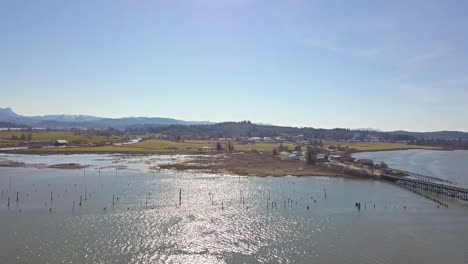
top-left (183, 140), bottom-right (295, 152)
top-left (6, 136), bottom-right (441, 154)
top-left (20, 139), bottom-right (294, 154)
top-left (324, 141), bottom-right (441, 151)
top-left (0, 131), bottom-right (122, 145)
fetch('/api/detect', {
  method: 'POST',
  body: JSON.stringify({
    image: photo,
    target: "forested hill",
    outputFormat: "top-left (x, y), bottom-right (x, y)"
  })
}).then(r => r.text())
top-left (390, 130), bottom-right (468, 141)
top-left (138, 121), bottom-right (415, 142)
top-left (0, 121), bottom-right (29, 128)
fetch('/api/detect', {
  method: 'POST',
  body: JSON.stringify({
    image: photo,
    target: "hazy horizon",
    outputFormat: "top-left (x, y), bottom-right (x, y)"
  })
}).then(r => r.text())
top-left (2, 1), bottom-right (468, 131)
top-left (2, 106), bottom-right (467, 133)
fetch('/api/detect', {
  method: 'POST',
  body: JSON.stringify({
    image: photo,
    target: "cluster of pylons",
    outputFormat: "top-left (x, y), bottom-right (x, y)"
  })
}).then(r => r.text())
top-left (400, 185), bottom-right (449, 208)
top-left (355, 202), bottom-right (361, 210)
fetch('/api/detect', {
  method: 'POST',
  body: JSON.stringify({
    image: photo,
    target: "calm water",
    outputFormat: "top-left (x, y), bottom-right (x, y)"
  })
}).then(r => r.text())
top-left (353, 149), bottom-right (468, 187)
top-left (1, 153), bottom-right (468, 263)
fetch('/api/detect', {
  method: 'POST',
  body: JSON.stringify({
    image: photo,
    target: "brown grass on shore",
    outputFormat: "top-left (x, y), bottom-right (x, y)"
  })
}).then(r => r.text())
top-left (157, 152), bottom-right (367, 177)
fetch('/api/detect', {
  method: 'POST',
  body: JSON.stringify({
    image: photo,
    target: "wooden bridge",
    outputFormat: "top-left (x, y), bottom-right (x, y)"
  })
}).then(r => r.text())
top-left (382, 174), bottom-right (468, 201)
top-left (397, 170), bottom-right (456, 185)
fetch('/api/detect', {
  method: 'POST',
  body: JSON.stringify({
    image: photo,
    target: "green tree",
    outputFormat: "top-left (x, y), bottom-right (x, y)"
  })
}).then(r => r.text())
top-left (27, 133), bottom-right (33, 141)
top-left (216, 142), bottom-right (222, 151)
top-left (380, 162), bottom-right (388, 169)
top-left (294, 145), bottom-right (302, 152)
top-left (272, 148), bottom-right (278, 155)
top-left (277, 143), bottom-right (289, 152)
top-left (306, 146), bottom-right (316, 164)
top-left (226, 141), bottom-right (234, 153)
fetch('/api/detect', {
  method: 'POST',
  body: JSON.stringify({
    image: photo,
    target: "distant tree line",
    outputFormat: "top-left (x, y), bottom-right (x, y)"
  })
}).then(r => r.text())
top-left (136, 122), bottom-right (420, 142)
top-left (409, 138), bottom-right (468, 150)
top-left (9, 133), bottom-right (32, 141)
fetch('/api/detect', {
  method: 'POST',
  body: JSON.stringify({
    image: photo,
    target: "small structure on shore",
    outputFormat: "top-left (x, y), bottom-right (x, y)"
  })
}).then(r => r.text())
top-left (53, 140), bottom-right (69, 146)
top-left (279, 151), bottom-right (301, 161)
top-left (201, 146), bottom-right (216, 152)
top-left (357, 158), bottom-right (374, 167)
top-left (316, 154), bottom-right (329, 162)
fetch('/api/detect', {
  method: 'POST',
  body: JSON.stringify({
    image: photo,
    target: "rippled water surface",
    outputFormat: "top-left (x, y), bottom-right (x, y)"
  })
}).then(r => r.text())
top-left (353, 149), bottom-right (468, 187)
top-left (1, 154), bottom-right (468, 263)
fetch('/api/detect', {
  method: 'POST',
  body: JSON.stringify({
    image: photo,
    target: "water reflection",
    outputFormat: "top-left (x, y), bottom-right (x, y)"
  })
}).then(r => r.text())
top-left (1, 154), bottom-right (468, 263)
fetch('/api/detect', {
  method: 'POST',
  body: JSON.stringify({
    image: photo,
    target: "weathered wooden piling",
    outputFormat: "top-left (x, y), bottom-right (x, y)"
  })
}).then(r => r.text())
top-left (179, 188), bottom-right (182, 205)
top-left (16, 192), bottom-right (19, 202)
top-left (73, 200), bottom-right (75, 211)
top-left (112, 194), bottom-right (115, 206)
top-left (7, 196), bottom-right (10, 208)
top-left (50, 192), bottom-right (53, 201)
top-left (79, 195), bottom-right (82, 206)
top-left (355, 202), bottom-right (361, 210)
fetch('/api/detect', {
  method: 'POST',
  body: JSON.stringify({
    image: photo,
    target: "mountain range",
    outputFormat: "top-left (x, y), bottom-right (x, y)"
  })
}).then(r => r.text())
top-left (0, 107), bottom-right (213, 129)
top-left (1, 107), bottom-right (467, 140)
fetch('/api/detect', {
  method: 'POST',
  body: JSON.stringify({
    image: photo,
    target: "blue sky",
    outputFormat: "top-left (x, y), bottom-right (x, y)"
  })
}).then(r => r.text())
top-left (1, 0), bottom-right (467, 131)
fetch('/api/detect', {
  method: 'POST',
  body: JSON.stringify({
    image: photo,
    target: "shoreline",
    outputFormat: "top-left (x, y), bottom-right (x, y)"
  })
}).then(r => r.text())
top-left (0, 144), bottom-right (449, 156)
top-left (0, 151), bottom-right (371, 178)
top-left (154, 152), bottom-right (370, 178)
top-left (352, 147), bottom-right (448, 153)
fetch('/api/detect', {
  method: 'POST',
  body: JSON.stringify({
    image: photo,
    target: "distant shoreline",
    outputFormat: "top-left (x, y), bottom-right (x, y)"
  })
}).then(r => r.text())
top-left (352, 147), bottom-right (449, 153)
top-left (1, 147), bottom-right (447, 156)
top-left (0, 151), bottom-right (372, 179)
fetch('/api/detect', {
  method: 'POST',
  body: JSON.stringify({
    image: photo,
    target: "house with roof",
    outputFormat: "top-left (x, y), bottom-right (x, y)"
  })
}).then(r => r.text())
top-left (53, 140), bottom-right (69, 146)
